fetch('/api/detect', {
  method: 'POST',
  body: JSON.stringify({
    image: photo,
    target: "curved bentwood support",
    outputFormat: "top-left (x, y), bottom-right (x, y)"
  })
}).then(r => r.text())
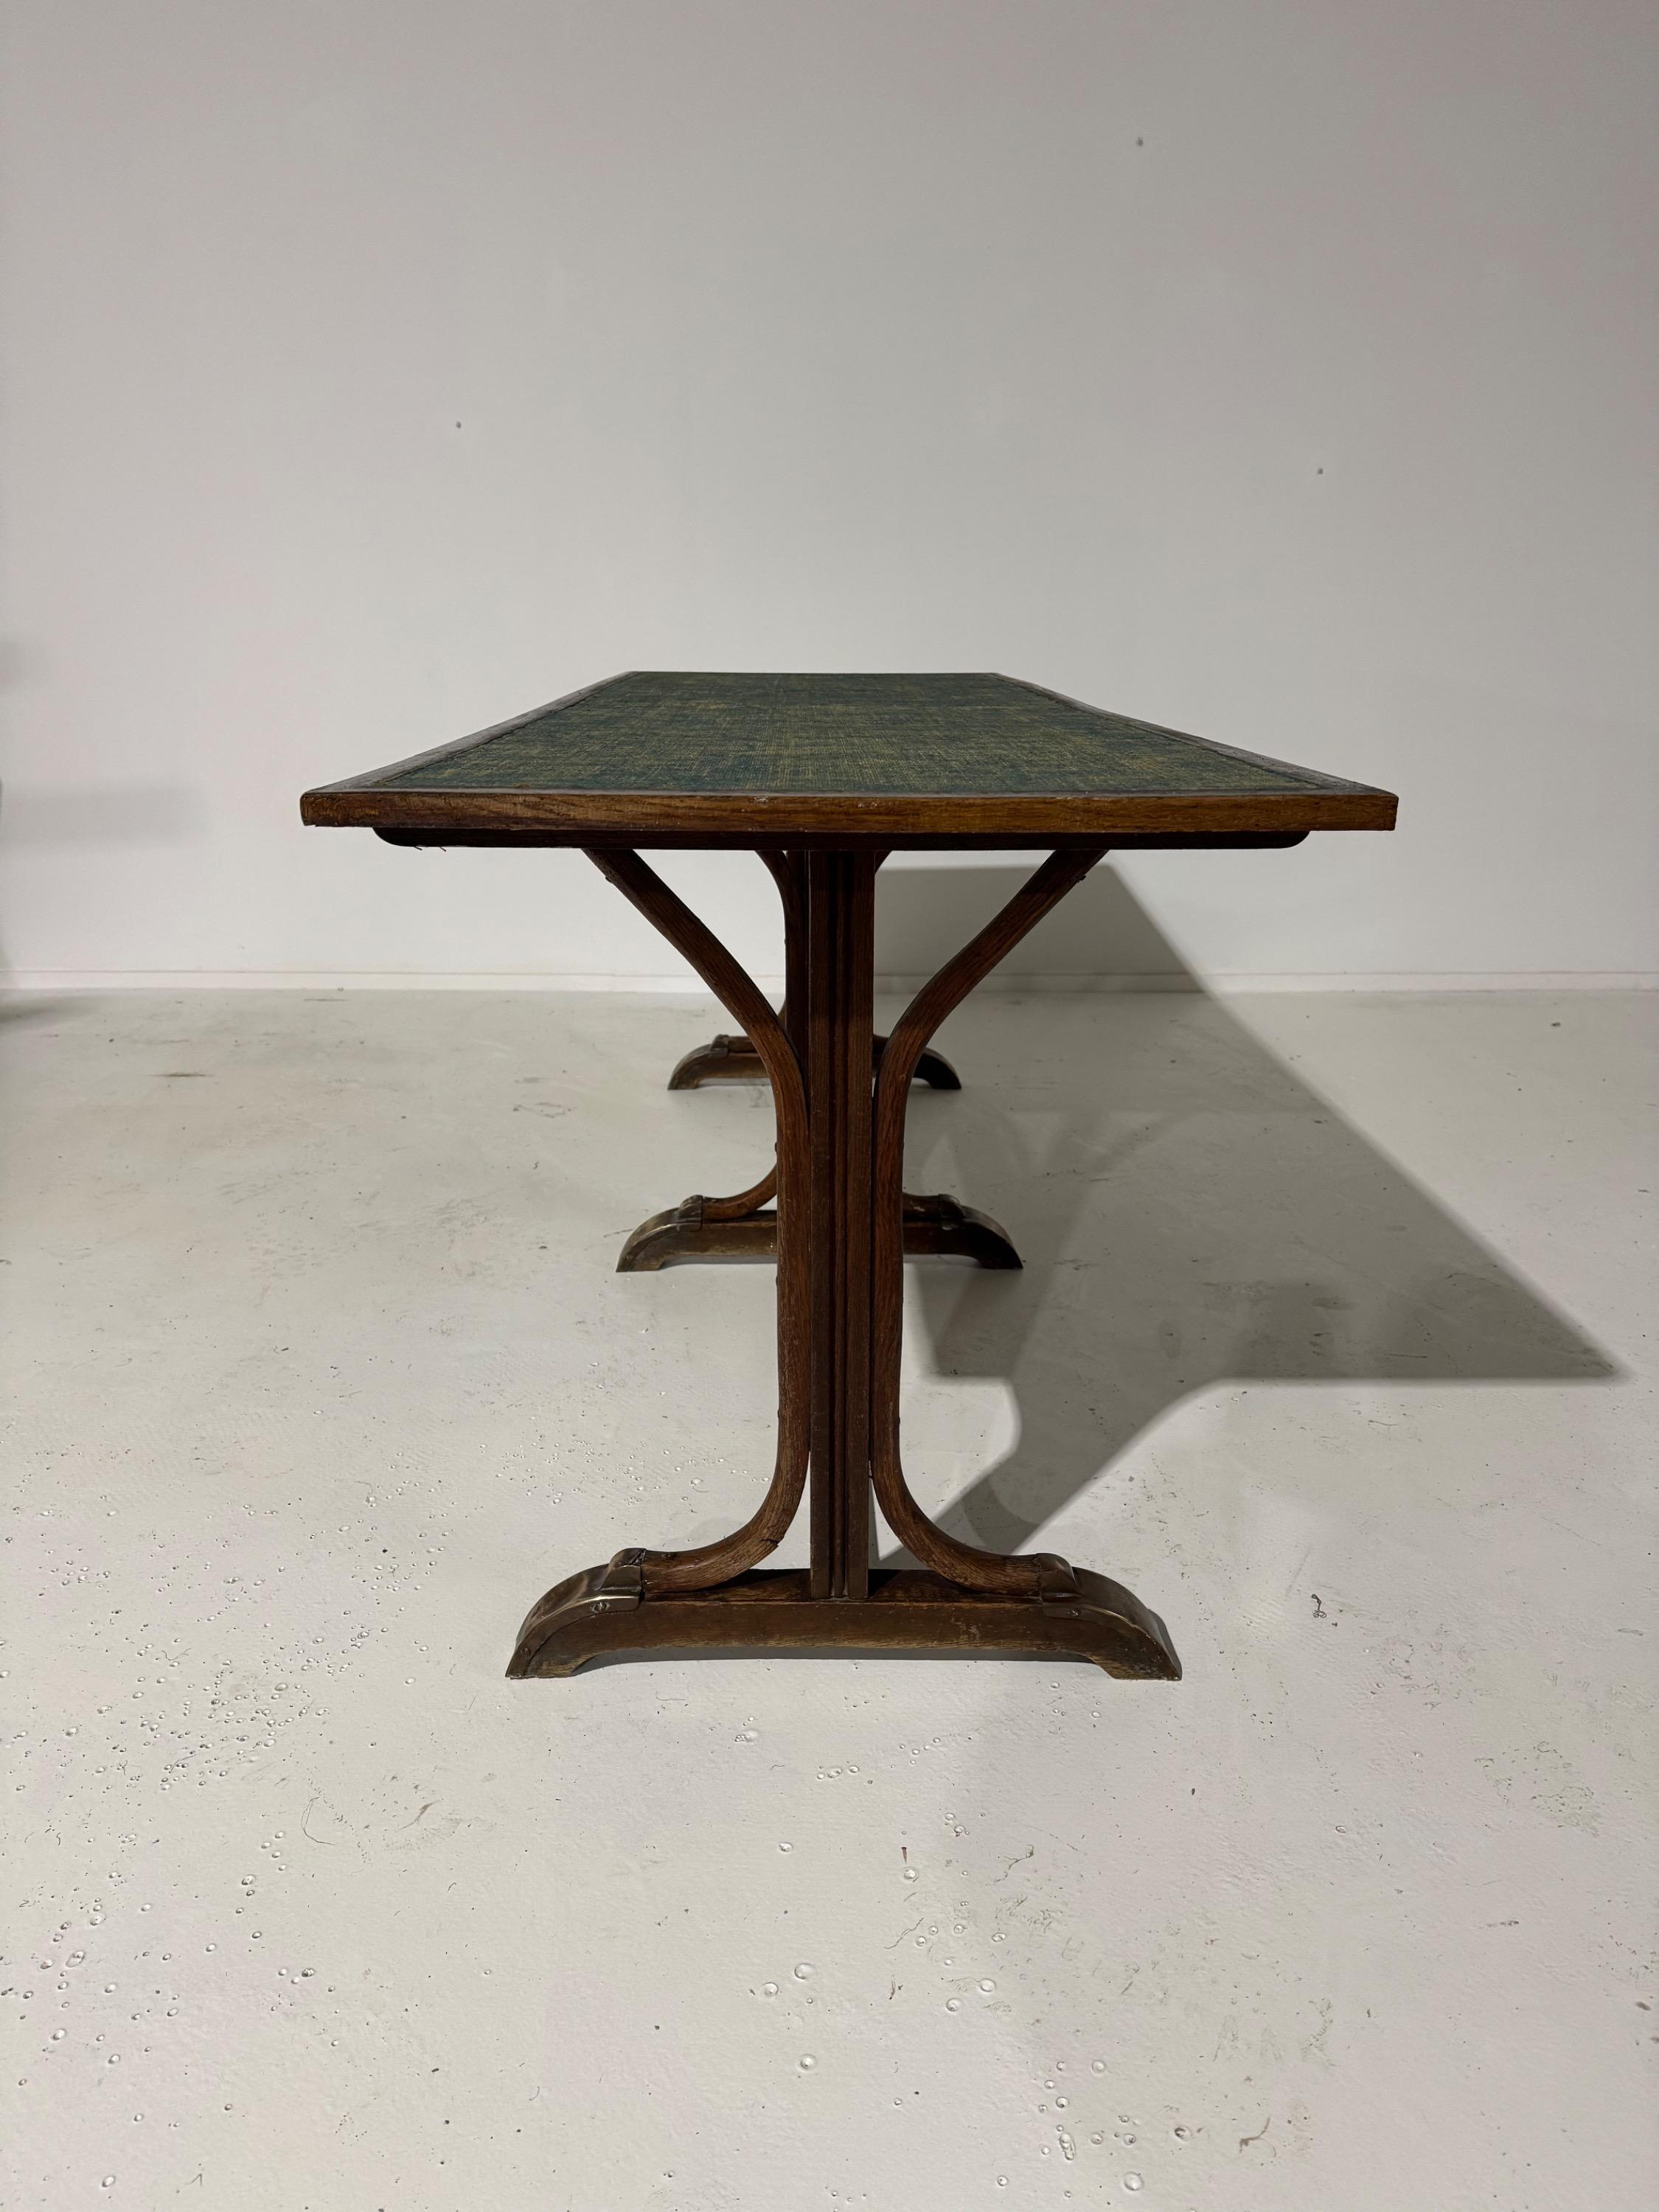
top-left (870, 852), bottom-right (1101, 1596)
top-left (508, 847), bottom-right (1180, 1682)
top-left (617, 842), bottom-right (995, 1273)
top-left (577, 849), bottom-right (810, 1599)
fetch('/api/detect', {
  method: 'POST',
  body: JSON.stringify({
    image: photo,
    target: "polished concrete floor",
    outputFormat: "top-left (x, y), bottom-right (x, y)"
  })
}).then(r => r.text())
top-left (4, 986), bottom-right (1655, 2211)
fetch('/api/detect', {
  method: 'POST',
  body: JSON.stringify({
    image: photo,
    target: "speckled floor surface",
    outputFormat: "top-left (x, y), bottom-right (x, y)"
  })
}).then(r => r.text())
top-left (4, 987), bottom-right (1654, 2211)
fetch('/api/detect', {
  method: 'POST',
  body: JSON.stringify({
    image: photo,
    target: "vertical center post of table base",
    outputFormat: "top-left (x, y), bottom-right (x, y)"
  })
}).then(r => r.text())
top-left (806, 849), bottom-right (877, 1599)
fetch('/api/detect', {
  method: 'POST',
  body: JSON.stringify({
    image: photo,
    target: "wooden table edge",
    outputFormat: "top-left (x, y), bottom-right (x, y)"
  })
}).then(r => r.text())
top-left (299, 787), bottom-right (1398, 840)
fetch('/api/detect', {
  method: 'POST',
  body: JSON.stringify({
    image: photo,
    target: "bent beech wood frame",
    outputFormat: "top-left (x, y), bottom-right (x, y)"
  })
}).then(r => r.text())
top-left (302, 671), bottom-right (1395, 1687)
top-left (869, 850), bottom-right (1102, 1596)
top-left (506, 845), bottom-right (1183, 1680)
top-left (582, 849), bottom-right (810, 1598)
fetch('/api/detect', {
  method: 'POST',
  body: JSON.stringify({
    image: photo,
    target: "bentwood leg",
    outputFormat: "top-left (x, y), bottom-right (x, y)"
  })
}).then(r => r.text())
top-left (507, 845), bottom-right (1180, 1680)
top-left (618, 851), bottom-right (1015, 1274)
top-left (804, 852), bottom-right (876, 1599)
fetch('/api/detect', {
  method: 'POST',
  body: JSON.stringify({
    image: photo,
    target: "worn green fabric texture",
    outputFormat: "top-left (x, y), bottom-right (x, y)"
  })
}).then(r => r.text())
top-left (372, 672), bottom-right (1356, 797)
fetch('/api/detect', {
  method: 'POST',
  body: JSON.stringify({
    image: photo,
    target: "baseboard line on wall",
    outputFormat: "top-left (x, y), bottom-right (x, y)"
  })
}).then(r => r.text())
top-left (4, 970), bottom-right (1654, 995)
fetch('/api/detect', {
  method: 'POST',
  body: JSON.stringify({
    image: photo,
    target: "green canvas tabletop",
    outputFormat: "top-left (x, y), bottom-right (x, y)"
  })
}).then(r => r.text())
top-left (302, 672), bottom-right (1397, 846)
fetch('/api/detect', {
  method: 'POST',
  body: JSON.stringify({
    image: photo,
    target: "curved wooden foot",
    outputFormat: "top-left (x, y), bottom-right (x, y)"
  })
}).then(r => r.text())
top-left (507, 1550), bottom-right (647, 1676)
top-left (669, 1031), bottom-right (960, 1091)
top-left (900, 1192), bottom-right (1020, 1268)
top-left (616, 1197), bottom-right (782, 1270)
top-left (616, 1189), bottom-right (1020, 1273)
top-left (667, 1032), bottom-right (759, 1088)
top-left (507, 1557), bottom-right (1180, 1680)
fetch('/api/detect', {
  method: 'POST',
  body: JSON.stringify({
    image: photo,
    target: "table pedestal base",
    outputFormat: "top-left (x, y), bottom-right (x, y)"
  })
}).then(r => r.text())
top-left (669, 1030), bottom-right (960, 1092)
top-left (508, 1556), bottom-right (1180, 1680)
top-left (507, 845), bottom-right (1180, 1688)
top-left (617, 1189), bottom-right (1020, 1272)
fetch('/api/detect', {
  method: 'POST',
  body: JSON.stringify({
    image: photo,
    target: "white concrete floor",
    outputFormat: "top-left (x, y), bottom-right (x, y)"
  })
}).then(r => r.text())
top-left (3, 986), bottom-right (1655, 2211)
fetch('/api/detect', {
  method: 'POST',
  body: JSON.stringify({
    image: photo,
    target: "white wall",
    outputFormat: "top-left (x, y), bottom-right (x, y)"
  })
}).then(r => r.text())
top-left (2, 0), bottom-right (1655, 991)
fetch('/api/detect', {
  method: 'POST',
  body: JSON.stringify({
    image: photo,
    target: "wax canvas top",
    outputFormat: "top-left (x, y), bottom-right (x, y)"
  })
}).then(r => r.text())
top-left (361, 672), bottom-right (1367, 799)
top-left (302, 672), bottom-right (1396, 842)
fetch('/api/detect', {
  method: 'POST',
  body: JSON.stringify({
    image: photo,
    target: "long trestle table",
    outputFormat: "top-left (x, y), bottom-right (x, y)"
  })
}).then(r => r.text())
top-left (302, 672), bottom-right (1395, 1680)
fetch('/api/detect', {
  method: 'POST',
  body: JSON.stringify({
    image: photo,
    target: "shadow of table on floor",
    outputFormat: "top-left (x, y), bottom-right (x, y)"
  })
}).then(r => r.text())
top-left (875, 866), bottom-right (1615, 1567)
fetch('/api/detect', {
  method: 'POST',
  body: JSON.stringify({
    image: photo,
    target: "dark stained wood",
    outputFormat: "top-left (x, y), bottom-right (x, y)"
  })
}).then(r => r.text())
top-left (504, 837), bottom-right (1181, 1674)
top-left (615, 1189), bottom-right (1019, 1273)
top-left (371, 824), bottom-right (1315, 853)
top-left (667, 1031), bottom-right (763, 1088)
top-left (893, 1192), bottom-right (1019, 1267)
top-left (307, 784), bottom-right (1391, 842)
top-left (507, 1560), bottom-right (1180, 1680)
top-left (700, 1165), bottom-right (778, 1223)
top-left (303, 672), bottom-right (1396, 1684)
top-left (805, 852), bottom-right (877, 1600)
top-left (615, 1192), bottom-right (779, 1269)
top-left (668, 1029), bottom-right (960, 1091)
top-left (870, 851), bottom-right (1108, 1596)
top-left (580, 849), bottom-right (810, 1596)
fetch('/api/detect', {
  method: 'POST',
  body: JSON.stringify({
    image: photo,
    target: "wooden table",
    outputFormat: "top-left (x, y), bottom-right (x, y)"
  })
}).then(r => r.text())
top-left (302, 672), bottom-right (1395, 1680)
